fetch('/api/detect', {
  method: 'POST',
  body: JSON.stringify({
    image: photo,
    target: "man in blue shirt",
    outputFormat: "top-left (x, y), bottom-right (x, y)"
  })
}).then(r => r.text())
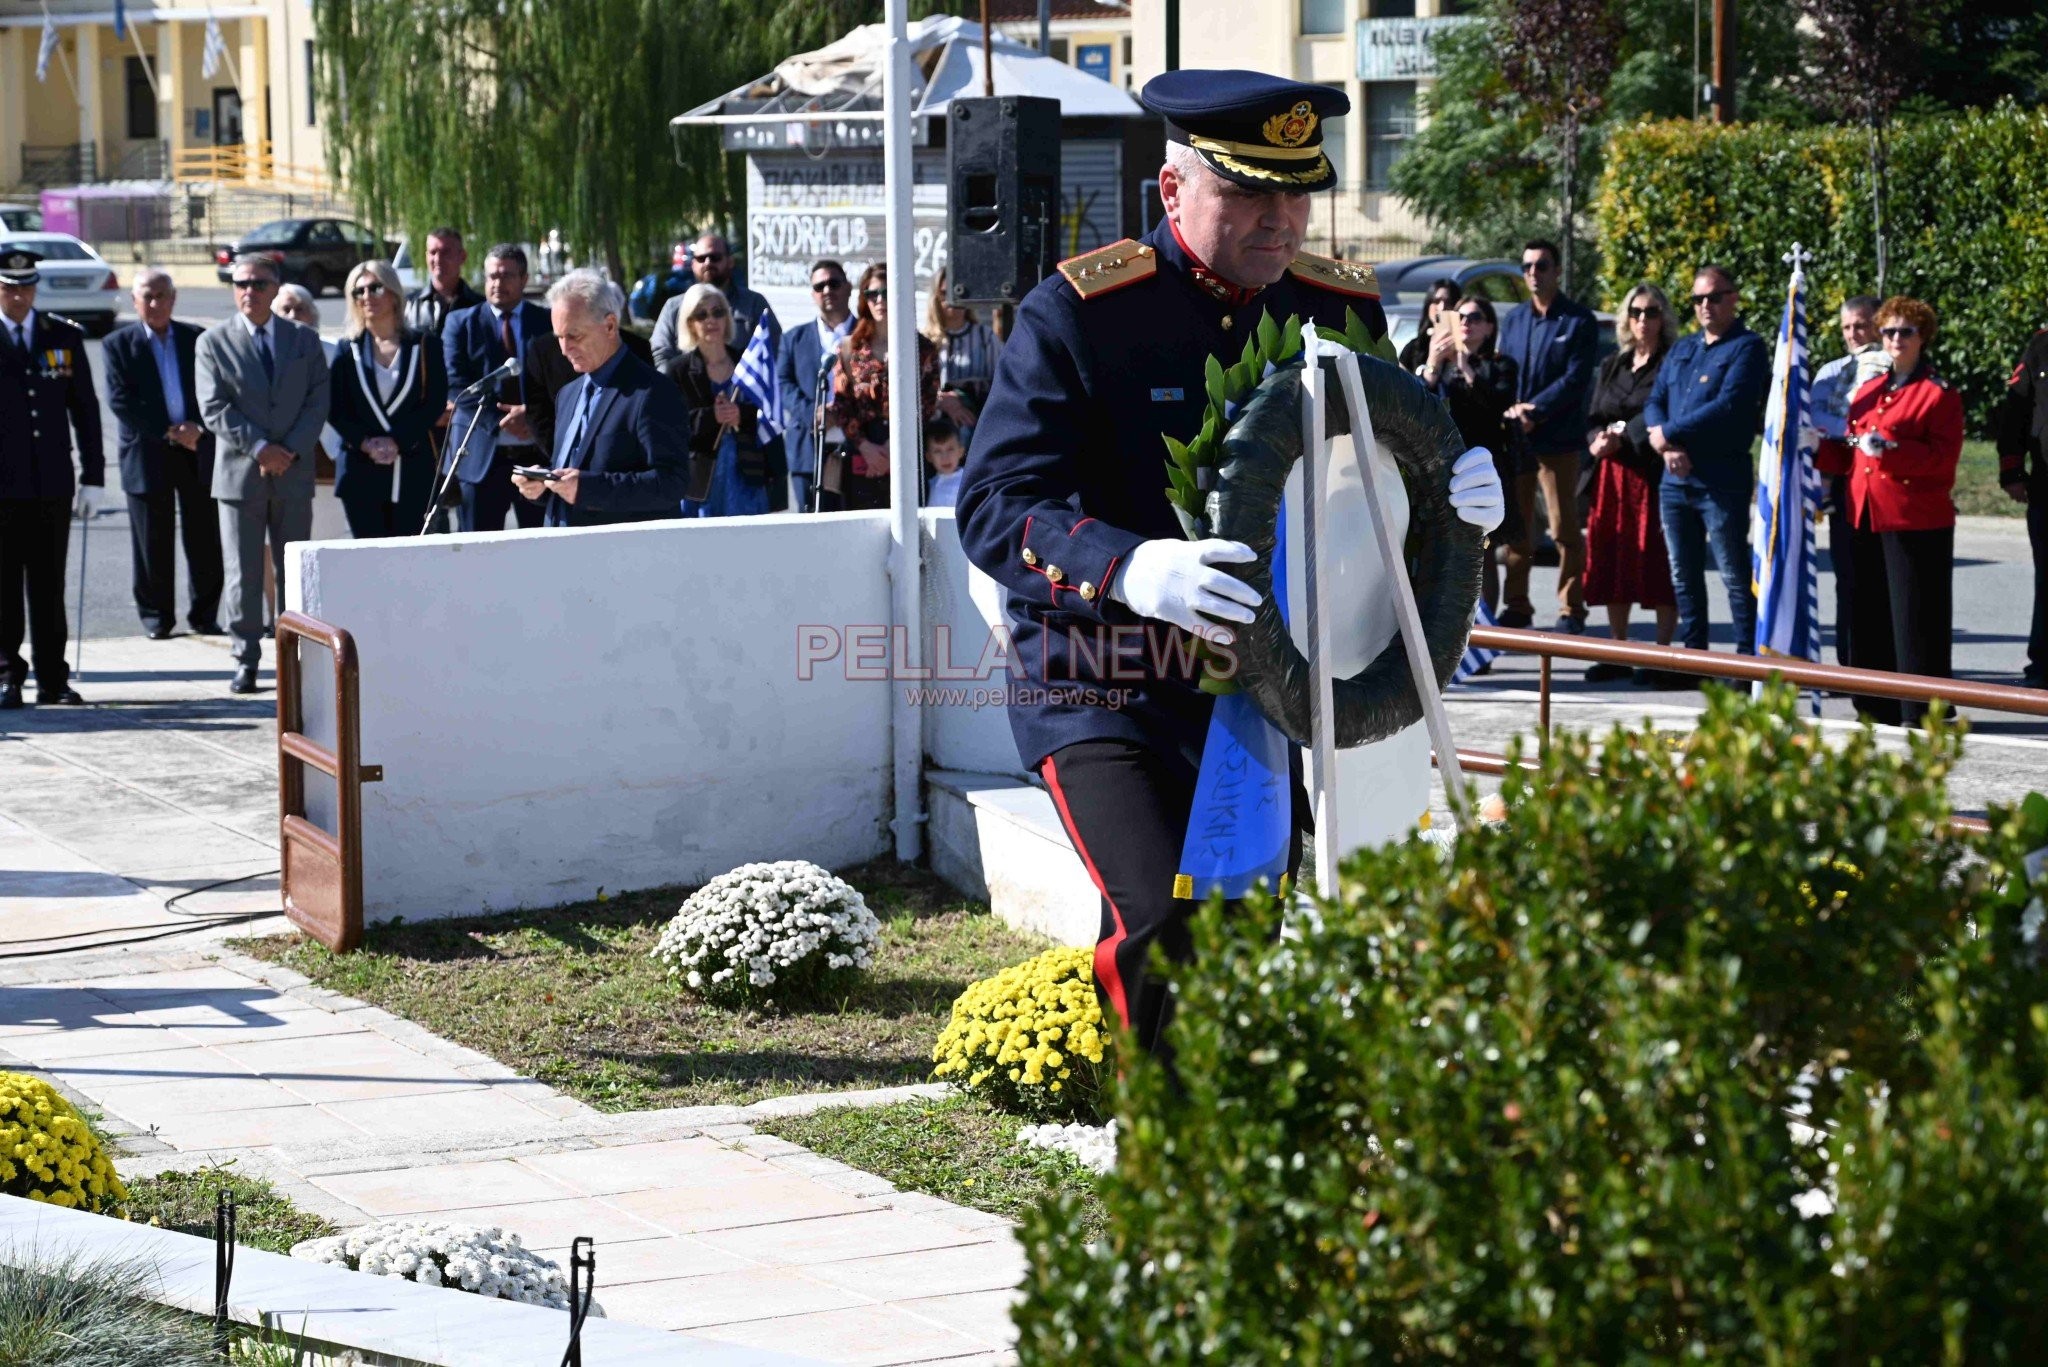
top-left (1498, 239), bottom-right (1599, 632)
top-left (1643, 264), bottom-right (1771, 654)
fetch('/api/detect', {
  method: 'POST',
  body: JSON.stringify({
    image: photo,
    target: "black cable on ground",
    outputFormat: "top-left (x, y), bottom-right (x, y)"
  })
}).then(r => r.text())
top-left (0, 868), bottom-right (285, 961)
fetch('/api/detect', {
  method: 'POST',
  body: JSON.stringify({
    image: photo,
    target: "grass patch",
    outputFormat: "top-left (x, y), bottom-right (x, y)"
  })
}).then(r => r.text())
top-left (759, 1094), bottom-right (1106, 1241)
top-left (122, 1165), bottom-right (335, 1254)
top-left (234, 862), bottom-right (1051, 1111)
top-left (1955, 439), bottom-right (2024, 518)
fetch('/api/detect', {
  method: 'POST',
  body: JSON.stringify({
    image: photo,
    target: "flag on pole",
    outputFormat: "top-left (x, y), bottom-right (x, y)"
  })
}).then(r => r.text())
top-left (1750, 243), bottom-right (1824, 702)
top-left (730, 307), bottom-right (784, 441)
top-left (113, 0), bottom-right (126, 41)
top-left (1451, 597), bottom-right (1502, 686)
top-left (201, 17), bottom-right (228, 79)
top-left (36, 15), bottom-right (59, 82)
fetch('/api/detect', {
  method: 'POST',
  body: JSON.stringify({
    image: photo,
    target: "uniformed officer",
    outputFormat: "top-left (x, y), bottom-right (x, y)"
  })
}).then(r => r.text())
top-left (0, 249), bottom-right (105, 708)
top-left (1996, 324), bottom-right (2048, 688)
top-left (957, 72), bottom-right (1504, 1058)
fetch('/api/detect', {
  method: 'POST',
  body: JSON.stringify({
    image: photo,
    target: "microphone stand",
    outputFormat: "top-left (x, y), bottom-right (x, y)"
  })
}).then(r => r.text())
top-left (811, 344), bottom-right (836, 514)
top-left (421, 363), bottom-right (517, 536)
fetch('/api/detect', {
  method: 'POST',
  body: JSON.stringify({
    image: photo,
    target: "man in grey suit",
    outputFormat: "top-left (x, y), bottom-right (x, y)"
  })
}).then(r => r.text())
top-left (196, 254), bottom-right (330, 694)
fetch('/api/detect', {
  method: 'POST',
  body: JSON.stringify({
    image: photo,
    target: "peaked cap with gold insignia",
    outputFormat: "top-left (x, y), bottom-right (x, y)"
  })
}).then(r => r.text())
top-left (1140, 71), bottom-right (1349, 194)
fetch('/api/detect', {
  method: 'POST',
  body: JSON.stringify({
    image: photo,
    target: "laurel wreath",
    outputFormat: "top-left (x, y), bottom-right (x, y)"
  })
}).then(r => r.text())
top-left (1161, 305), bottom-right (1395, 692)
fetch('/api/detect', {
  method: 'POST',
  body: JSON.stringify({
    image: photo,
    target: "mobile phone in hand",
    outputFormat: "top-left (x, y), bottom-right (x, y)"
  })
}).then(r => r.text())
top-left (512, 465), bottom-right (555, 481)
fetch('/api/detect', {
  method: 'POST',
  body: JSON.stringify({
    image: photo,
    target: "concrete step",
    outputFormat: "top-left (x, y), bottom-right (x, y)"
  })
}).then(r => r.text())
top-left (926, 770), bottom-right (1096, 948)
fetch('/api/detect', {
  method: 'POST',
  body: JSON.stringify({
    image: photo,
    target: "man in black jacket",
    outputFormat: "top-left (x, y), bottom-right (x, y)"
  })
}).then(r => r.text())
top-left (0, 248), bottom-right (105, 706)
top-left (105, 268), bottom-right (222, 638)
top-left (1999, 325), bottom-right (2048, 688)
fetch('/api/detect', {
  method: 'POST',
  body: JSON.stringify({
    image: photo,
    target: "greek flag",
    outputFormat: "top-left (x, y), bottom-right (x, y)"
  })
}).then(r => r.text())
top-left (730, 308), bottom-right (783, 441)
top-left (1451, 597), bottom-right (1501, 686)
top-left (1750, 245), bottom-right (1824, 704)
top-left (113, 0), bottom-right (126, 41)
top-left (201, 17), bottom-right (227, 79)
top-left (36, 16), bottom-right (58, 82)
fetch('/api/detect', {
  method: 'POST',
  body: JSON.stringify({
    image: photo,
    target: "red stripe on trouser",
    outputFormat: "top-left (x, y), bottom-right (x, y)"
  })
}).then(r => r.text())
top-left (1040, 754), bottom-right (1133, 1030)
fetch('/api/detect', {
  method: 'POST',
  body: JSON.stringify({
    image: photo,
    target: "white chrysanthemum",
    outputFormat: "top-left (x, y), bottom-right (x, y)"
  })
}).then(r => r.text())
top-left (650, 860), bottom-right (881, 1003)
top-left (293, 1218), bottom-right (604, 1316)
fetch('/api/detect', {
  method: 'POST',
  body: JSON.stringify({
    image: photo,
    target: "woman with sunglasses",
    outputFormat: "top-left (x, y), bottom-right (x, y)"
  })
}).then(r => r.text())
top-left (826, 263), bottom-right (938, 511)
top-left (1398, 277), bottom-right (1462, 376)
top-left (661, 281), bottom-right (780, 518)
top-left (327, 259), bottom-right (448, 537)
top-left (1581, 283), bottom-right (1679, 683)
top-left (1816, 295), bottom-right (1965, 726)
top-left (1422, 294), bottom-right (1523, 617)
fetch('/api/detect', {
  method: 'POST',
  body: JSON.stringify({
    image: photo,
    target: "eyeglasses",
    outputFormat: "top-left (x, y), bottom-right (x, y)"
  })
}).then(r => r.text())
top-left (1691, 288), bottom-right (1731, 307)
top-left (812, 278), bottom-right (848, 292)
top-left (1628, 305), bottom-right (1663, 319)
top-left (351, 281), bottom-right (387, 298)
top-left (690, 307), bottom-right (730, 322)
top-left (231, 278), bottom-right (275, 291)
top-left (1880, 325), bottom-right (1919, 339)
top-left (1455, 310), bottom-right (1488, 323)
top-left (1520, 259), bottom-right (1553, 274)
top-left (1430, 295), bottom-right (1457, 307)
top-left (863, 289), bottom-right (887, 301)
top-left (696, 252), bottom-right (727, 264)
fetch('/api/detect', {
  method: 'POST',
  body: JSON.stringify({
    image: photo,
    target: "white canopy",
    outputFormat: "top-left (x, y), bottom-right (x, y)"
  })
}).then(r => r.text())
top-left (673, 14), bottom-right (1143, 127)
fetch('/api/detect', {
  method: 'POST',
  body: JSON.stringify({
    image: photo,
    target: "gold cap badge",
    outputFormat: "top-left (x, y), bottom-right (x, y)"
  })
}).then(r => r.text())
top-left (1262, 101), bottom-right (1318, 150)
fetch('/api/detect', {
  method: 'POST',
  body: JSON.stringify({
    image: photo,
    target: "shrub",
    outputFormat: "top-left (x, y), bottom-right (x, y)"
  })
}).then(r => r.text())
top-left (0, 1252), bottom-right (217, 1367)
top-left (1594, 102), bottom-right (2048, 429)
top-left (1015, 689), bottom-right (2048, 1363)
top-left (649, 860), bottom-right (880, 1007)
top-left (122, 1165), bottom-right (335, 1254)
top-left (295, 1219), bottom-right (600, 1313)
top-left (0, 1072), bottom-right (127, 1213)
top-left (933, 945), bottom-right (1110, 1122)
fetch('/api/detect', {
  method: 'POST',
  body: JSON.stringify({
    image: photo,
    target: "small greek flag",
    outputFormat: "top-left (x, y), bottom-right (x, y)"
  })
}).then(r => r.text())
top-left (201, 17), bottom-right (227, 79)
top-left (113, 0), bottom-right (126, 41)
top-left (730, 307), bottom-right (783, 440)
top-left (1451, 597), bottom-right (1501, 686)
top-left (1751, 243), bottom-right (1824, 709)
top-left (36, 17), bottom-right (58, 82)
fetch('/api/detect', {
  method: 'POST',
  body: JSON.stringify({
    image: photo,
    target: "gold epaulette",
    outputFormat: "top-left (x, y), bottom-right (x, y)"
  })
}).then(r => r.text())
top-left (1287, 251), bottom-right (1379, 299)
top-left (1057, 240), bottom-right (1157, 300)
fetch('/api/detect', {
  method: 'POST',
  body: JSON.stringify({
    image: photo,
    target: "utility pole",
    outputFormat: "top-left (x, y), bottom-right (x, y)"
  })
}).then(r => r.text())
top-left (1711, 0), bottom-right (1737, 123)
top-left (1166, 0), bottom-right (1180, 71)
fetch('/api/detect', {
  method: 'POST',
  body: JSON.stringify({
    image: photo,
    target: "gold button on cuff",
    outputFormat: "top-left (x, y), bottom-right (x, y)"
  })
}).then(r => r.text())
top-left (1047, 565), bottom-right (1065, 583)
top-left (1221, 316), bottom-right (1235, 331)
top-left (1022, 548), bottom-right (1038, 566)
top-left (1079, 582), bottom-right (1096, 601)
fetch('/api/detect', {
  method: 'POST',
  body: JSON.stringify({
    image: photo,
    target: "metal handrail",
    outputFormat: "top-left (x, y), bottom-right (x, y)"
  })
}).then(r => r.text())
top-left (276, 612), bottom-right (380, 952)
top-left (1440, 627), bottom-right (2043, 835)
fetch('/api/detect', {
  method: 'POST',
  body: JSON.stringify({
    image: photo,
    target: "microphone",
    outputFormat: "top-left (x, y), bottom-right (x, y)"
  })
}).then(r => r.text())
top-left (459, 355), bottom-right (520, 399)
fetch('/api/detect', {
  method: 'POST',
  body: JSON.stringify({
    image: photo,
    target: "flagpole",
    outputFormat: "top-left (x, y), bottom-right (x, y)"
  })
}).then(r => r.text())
top-left (882, 0), bottom-right (924, 864)
top-left (39, 3), bottom-right (80, 96)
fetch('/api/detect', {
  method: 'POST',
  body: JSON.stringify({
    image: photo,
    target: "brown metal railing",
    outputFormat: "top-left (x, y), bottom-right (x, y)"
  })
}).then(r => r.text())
top-left (1443, 627), bottom-right (2048, 835)
top-left (276, 612), bottom-right (381, 953)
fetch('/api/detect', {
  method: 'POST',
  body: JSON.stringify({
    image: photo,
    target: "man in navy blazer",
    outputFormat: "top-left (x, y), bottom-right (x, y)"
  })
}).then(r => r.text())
top-left (513, 270), bottom-right (687, 528)
top-left (444, 244), bottom-right (551, 533)
top-left (775, 259), bottom-right (853, 511)
top-left (103, 268), bottom-right (222, 637)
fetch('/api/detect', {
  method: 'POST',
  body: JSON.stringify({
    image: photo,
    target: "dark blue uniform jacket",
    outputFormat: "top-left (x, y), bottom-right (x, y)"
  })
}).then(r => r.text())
top-left (957, 219), bottom-right (1389, 771)
top-left (0, 311), bottom-right (103, 501)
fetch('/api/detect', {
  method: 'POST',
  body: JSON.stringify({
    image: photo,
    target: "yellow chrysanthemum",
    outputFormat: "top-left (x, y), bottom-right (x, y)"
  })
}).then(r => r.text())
top-left (932, 947), bottom-right (1110, 1119)
top-left (0, 1072), bottom-right (126, 1213)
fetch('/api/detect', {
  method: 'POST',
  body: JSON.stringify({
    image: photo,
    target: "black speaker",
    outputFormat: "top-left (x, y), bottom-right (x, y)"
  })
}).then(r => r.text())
top-left (947, 96), bottom-right (1061, 306)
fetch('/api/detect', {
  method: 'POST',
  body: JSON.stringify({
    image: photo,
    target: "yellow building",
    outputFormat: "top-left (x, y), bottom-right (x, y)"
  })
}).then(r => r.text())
top-left (1128, 0), bottom-right (1475, 255)
top-left (1, 0), bottom-right (326, 192)
top-left (990, 0), bottom-right (1134, 93)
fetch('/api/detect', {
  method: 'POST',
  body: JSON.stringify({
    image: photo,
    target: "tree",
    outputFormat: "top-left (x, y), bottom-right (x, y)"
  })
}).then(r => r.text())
top-left (313, 0), bottom-right (893, 283)
top-left (1495, 0), bottom-right (1622, 293)
top-left (1794, 0), bottom-right (1928, 296)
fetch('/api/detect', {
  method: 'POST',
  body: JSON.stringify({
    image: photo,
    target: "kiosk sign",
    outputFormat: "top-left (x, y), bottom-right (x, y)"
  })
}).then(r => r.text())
top-left (1355, 17), bottom-right (1477, 82)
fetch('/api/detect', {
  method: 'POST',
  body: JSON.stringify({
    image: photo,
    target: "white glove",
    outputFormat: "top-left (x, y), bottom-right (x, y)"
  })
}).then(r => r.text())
top-left (1856, 431), bottom-right (1892, 457)
top-left (73, 484), bottom-right (107, 518)
top-left (1110, 538), bottom-right (1262, 645)
top-left (1448, 447), bottom-right (1505, 534)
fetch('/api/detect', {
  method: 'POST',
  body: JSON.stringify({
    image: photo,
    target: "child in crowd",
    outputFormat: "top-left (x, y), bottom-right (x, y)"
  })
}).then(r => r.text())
top-left (925, 417), bottom-right (965, 508)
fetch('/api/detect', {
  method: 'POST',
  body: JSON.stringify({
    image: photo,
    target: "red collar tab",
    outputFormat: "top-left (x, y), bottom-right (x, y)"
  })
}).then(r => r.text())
top-left (1168, 219), bottom-right (1262, 309)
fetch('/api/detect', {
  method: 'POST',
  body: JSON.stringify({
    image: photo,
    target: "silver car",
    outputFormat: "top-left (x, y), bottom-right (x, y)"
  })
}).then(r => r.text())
top-left (0, 231), bottom-right (122, 336)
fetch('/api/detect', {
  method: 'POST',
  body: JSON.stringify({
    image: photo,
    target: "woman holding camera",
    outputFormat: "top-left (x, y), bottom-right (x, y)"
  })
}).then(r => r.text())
top-left (1816, 295), bottom-right (1965, 726)
top-left (1423, 294), bottom-right (1522, 614)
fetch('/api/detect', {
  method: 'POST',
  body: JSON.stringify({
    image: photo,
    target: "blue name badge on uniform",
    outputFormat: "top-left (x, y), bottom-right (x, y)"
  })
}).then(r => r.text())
top-left (1150, 388), bottom-right (1185, 402)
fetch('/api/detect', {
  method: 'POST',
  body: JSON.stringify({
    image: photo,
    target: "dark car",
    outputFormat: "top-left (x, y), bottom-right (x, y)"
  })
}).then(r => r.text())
top-left (214, 217), bottom-right (394, 296)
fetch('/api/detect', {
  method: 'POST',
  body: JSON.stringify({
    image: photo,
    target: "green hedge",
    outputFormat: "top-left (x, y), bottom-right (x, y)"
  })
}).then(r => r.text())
top-left (1595, 103), bottom-right (2048, 430)
top-left (1015, 690), bottom-right (2048, 1362)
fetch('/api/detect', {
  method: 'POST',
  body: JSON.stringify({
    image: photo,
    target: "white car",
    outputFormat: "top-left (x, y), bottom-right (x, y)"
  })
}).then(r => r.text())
top-left (0, 231), bottom-right (121, 336)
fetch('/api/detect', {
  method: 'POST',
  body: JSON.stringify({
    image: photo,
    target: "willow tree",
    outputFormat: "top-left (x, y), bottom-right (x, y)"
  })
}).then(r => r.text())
top-left (314, 0), bottom-right (886, 282)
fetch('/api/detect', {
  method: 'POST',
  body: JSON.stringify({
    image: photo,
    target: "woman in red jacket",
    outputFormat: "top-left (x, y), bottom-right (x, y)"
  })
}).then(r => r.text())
top-left (1815, 295), bottom-right (1965, 726)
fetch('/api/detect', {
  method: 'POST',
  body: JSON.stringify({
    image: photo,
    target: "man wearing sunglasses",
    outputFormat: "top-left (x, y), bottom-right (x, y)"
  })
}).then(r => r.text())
top-left (1498, 238), bottom-right (1599, 633)
top-left (1641, 265), bottom-right (1769, 658)
top-left (776, 260), bottom-right (854, 512)
top-left (650, 232), bottom-right (778, 370)
top-left (195, 252), bottom-right (331, 694)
